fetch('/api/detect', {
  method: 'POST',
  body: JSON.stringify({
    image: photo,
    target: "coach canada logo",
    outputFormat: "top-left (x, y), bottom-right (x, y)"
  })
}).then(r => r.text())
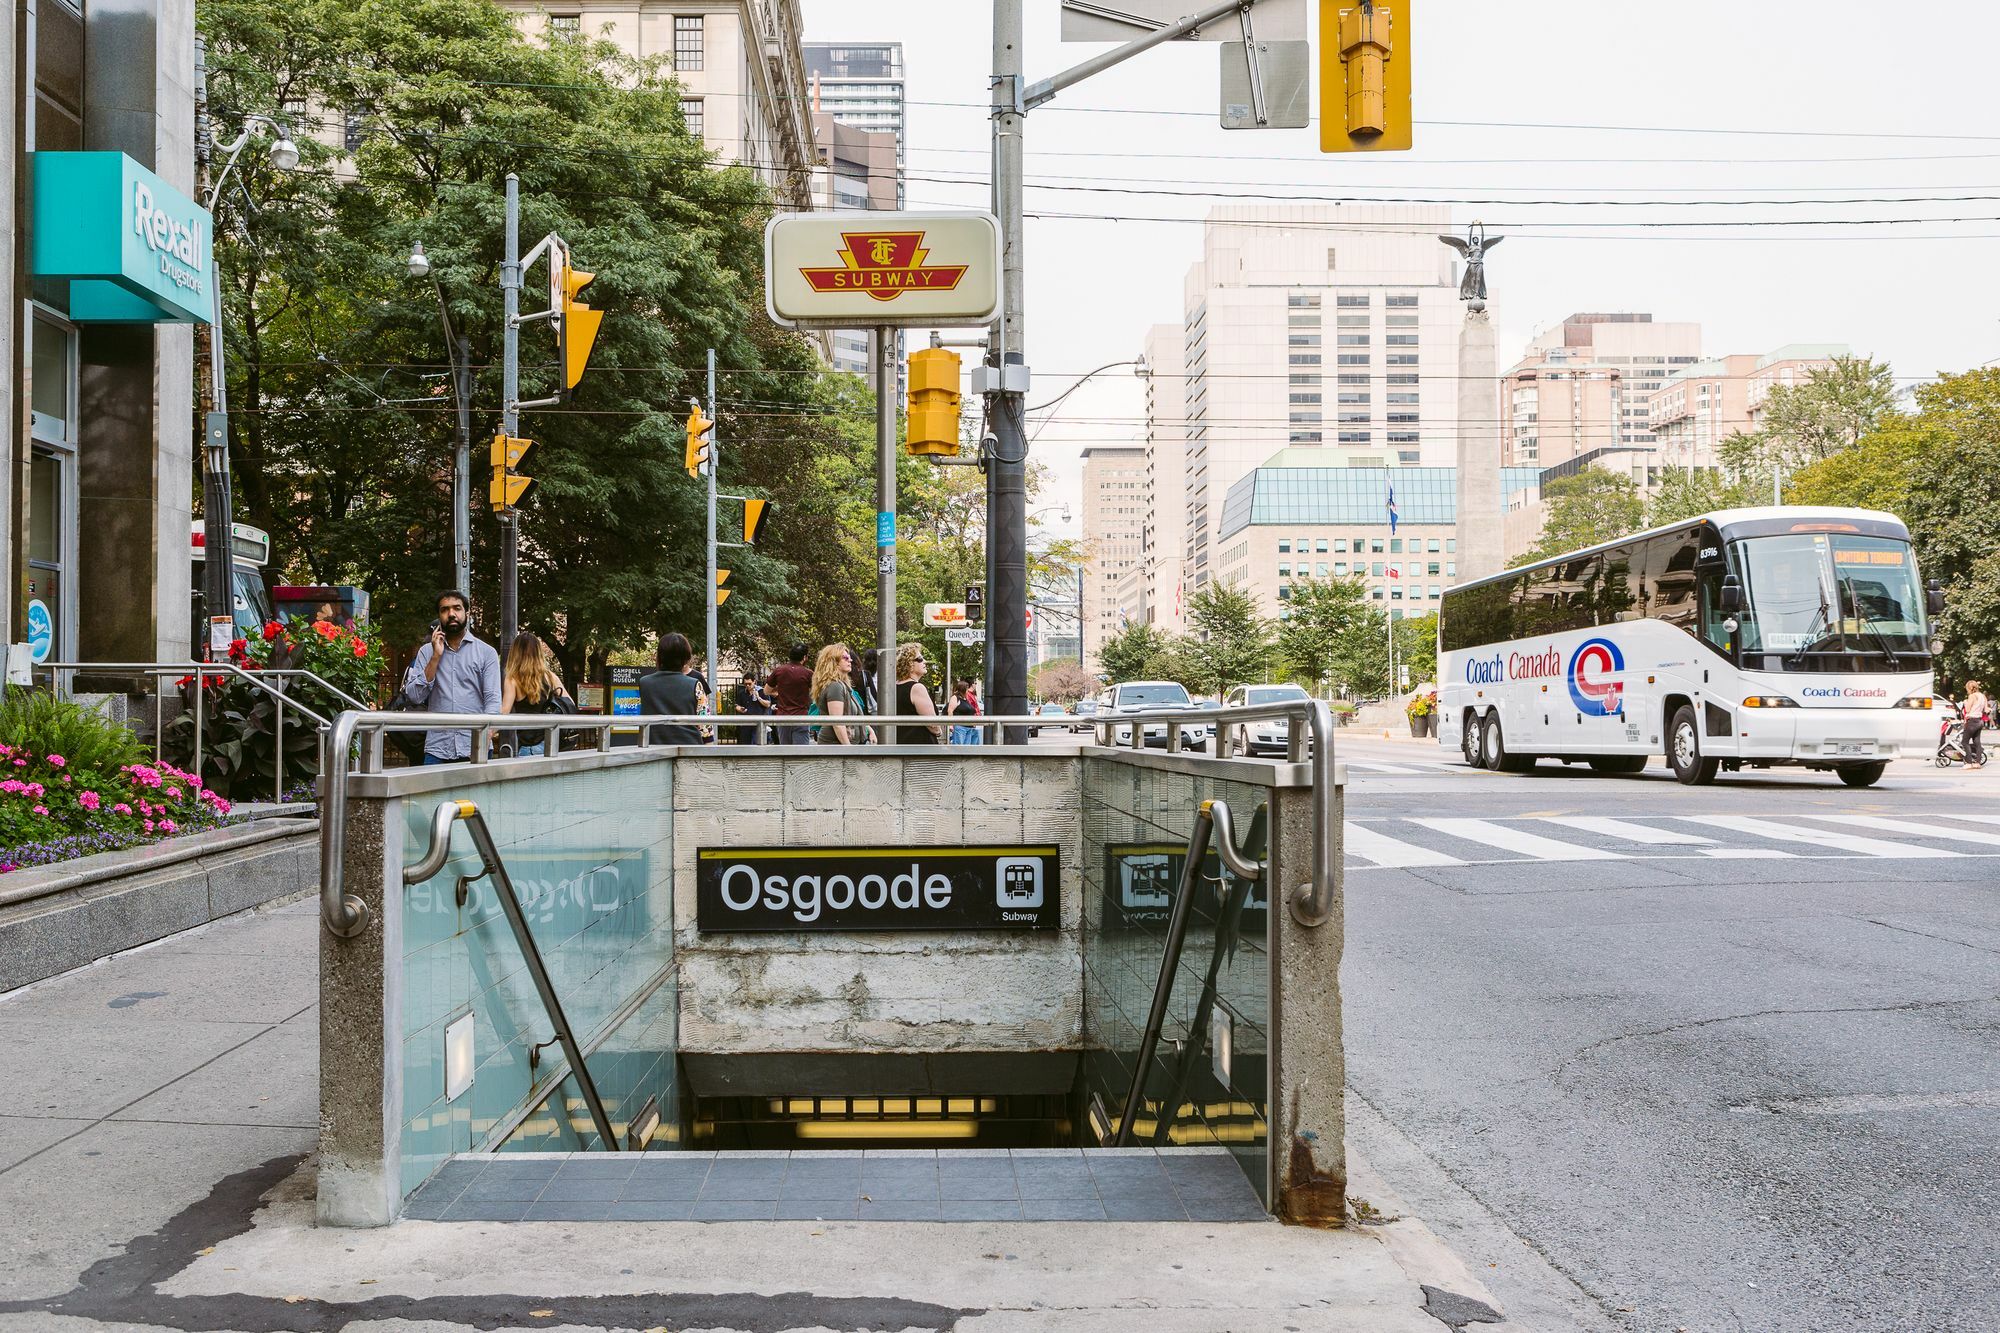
top-left (1567, 637), bottom-right (1625, 717)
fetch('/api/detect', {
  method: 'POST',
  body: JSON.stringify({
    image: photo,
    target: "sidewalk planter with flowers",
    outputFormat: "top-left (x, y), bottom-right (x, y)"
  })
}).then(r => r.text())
top-left (1405, 690), bottom-right (1439, 738)
top-left (0, 691), bottom-right (233, 873)
top-left (164, 617), bottom-right (383, 802)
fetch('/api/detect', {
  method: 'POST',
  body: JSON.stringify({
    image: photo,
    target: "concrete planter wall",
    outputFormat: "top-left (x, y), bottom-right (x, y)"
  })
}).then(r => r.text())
top-left (0, 815), bottom-right (319, 991)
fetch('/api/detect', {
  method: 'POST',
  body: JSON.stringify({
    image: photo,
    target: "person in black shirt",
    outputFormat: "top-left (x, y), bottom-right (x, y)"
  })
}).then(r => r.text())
top-left (639, 632), bottom-right (708, 746)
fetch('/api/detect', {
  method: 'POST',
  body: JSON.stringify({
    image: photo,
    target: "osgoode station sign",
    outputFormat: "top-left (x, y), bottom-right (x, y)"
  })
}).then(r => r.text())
top-left (764, 211), bottom-right (1000, 330)
top-left (696, 845), bottom-right (1058, 932)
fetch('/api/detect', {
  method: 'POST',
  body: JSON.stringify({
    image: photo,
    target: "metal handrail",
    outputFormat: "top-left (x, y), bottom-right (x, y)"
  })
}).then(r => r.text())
top-left (1113, 797), bottom-right (1264, 1147)
top-left (318, 699), bottom-right (1339, 938)
top-left (405, 799), bottom-right (620, 1152)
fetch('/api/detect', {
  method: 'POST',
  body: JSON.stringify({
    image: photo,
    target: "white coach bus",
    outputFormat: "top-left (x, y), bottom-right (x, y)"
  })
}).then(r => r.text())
top-left (1437, 507), bottom-right (1943, 787)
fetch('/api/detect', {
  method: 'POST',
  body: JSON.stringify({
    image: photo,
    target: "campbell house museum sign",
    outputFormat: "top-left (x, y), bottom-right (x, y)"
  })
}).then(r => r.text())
top-left (31, 151), bottom-right (215, 324)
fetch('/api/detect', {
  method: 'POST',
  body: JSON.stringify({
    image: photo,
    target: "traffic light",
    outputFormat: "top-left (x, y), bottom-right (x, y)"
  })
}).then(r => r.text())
top-left (715, 569), bottom-right (732, 607)
top-left (965, 583), bottom-right (985, 626)
top-left (554, 255), bottom-right (604, 396)
top-left (685, 404), bottom-right (714, 478)
top-left (906, 347), bottom-right (963, 456)
top-left (489, 432), bottom-right (535, 512)
top-left (1321, 1), bottom-right (1413, 153)
top-left (742, 498), bottom-right (769, 544)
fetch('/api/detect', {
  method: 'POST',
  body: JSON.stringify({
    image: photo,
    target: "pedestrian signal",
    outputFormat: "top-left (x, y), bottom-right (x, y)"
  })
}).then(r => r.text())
top-left (555, 256), bottom-right (604, 396)
top-left (1321, 1), bottom-right (1413, 153)
top-left (906, 347), bottom-right (963, 456)
top-left (489, 433), bottom-right (535, 512)
top-left (685, 404), bottom-right (714, 478)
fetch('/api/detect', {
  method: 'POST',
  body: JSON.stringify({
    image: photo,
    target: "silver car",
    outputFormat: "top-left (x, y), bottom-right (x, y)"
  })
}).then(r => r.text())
top-left (1221, 683), bottom-right (1313, 757)
top-left (1096, 681), bottom-right (1210, 751)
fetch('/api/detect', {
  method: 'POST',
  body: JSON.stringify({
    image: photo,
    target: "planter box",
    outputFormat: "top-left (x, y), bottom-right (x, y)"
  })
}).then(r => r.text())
top-left (0, 814), bottom-right (319, 992)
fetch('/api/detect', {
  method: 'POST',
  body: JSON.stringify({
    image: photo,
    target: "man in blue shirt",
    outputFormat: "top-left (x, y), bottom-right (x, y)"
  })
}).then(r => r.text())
top-left (400, 590), bottom-right (502, 763)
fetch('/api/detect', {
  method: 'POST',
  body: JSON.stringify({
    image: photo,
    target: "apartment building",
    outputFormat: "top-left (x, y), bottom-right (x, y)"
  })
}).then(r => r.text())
top-left (1136, 323), bottom-right (1189, 637)
top-left (505, 1), bottom-right (817, 209)
top-left (1080, 445), bottom-right (1147, 673)
top-left (1501, 313), bottom-right (1701, 469)
top-left (1747, 344), bottom-right (1851, 428)
top-left (803, 43), bottom-right (905, 207)
top-left (809, 109), bottom-right (899, 377)
top-left (1179, 205), bottom-right (1464, 593)
top-left (1215, 459), bottom-right (1542, 621)
top-left (1650, 344), bottom-right (1848, 469)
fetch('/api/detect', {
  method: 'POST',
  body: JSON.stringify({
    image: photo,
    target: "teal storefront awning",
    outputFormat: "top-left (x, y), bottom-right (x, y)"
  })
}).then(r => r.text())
top-left (31, 152), bottom-right (214, 324)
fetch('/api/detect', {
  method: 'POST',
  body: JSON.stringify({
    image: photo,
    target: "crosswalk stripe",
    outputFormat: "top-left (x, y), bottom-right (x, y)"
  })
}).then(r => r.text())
top-left (1543, 816), bottom-right (1714, 846)
top-left (1407, 818), bottom-right (1624, 861)
top-left (1342, 822), bottom-right (1463, 867)
top-left (1699, 847), bottom-right (1798, 859)
top-left (1343, 761), bottom-right (1424, 775)
top-left (1934, 814), bottom-right (2000, 830)
top-left (1676, 815), bottom-right (1962, 859)
top-left (1812, 814), bottom-right (2000, 847)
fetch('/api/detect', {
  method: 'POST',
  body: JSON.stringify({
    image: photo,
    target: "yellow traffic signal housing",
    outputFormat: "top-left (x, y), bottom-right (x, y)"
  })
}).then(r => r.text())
top-left (906, 347), bottom-right (963, 456)
top-left (1321, 1), bottom-right (1413, 153)
top-left (715, 568), bottom-right (732, 606)
top-left (556, 258), bottom-right (604, 395)
top-left (685, 405), bottom-right (714, 478)
top-left (742, 497), bottom-right (770, 544)
top-left (489, 432), bottom-right (535, 512)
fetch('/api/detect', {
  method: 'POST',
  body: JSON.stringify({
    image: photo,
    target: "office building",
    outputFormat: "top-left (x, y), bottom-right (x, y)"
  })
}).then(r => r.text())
top-left (1136, 323), bottom-right (1189, 637)
top-left (5, 0), bottom-right (201, 666)
top-left (803, 43), bottom-right (905, 206)
top-left (1217, 459), bottom-right (1541, 621)
top-left (1080, 445), bottom-right (1147, 674)
top-left (1178, 205), bottom-right (1465, 592)
top-left (1501, 313), bottom-right (1701, 469)
top-left (810, 109), bottom-right (899, 377)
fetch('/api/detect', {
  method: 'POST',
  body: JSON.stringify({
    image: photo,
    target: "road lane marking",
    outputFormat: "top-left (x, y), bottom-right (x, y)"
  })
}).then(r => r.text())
top-left (1406, 818), bottom-right (1624, 861)
top-left (1342, 822), bottom-right (1463, 867)
top-left (1342, 762), bottom-right (1424, 775)
top-left (1697, 847), bottom-right (1797, 859)
top-left (1543, 816), bottom-right (1714, 846)
top-left (1813, 814), bottom-right (2000, 847)
top-left (1676, 815), bottom-right (1962, 858)
top-left (1733, 1089), bottom-right (2000, 1116)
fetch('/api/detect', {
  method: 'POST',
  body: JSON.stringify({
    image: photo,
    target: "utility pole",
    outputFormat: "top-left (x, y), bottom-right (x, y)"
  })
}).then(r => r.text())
top-left (705, 347), bottom-right (720, 704)
top-left (500, 174), bottom-right (522, 646)
top-left (877, 326), bottom-right (899, 728)
top-left (988, 0), bottom-right (1028, 741)
top-left (451, 334), bottom-right (473, 598)
top-left (192, 40), bottom-right (233, 660)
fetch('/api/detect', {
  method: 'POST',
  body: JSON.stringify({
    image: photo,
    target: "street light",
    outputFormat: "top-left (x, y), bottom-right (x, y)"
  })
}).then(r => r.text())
top-left (405, 240), bottom-right (474, 597)
top-left (198, 111), bottom-right (296, 659)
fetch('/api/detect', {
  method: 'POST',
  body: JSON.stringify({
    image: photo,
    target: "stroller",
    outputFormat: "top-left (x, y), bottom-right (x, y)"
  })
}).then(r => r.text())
top-left (1936, 716), bottom-right (1988, 768)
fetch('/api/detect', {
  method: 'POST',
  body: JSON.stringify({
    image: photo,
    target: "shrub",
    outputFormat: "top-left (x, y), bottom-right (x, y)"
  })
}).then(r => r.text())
top-left (0, 690), bottom-right (145, 772)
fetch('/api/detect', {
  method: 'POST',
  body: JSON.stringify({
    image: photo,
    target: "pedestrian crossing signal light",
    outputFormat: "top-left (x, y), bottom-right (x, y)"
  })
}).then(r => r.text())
top-left (489, 432), bottom-right (535, 512)
top-left (685, 404), bottom-right (714, 478)
top-left (906, 347), bottom-right (962, 456)
top-left (715, 569), bottom-right (732, 606)
top-left (1321, 1), bottom-right (1413, 153)
top-left (742, 498), bottom-right (769, 544)
top-left (555, 257), bottom-right (604, 397)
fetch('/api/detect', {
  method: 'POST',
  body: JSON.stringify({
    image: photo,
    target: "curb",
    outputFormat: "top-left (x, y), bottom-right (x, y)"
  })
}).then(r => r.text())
top-left (1348, 1147), bottom-right (1515, 1330)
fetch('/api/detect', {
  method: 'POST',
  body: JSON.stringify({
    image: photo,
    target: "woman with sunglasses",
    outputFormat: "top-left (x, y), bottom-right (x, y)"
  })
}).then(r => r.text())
top-left (893, 643), bottom-right (944, 745)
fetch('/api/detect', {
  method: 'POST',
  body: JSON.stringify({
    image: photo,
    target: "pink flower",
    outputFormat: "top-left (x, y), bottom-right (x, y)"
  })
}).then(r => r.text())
top-left (31, 805), bottom-right (48, 816)
top-left (11, 758), bottom-right (24, 767)
top-left (79, 791), bottom-right (100, 811)
top-left (143, 820), bottom-right (154, 833)
top-left (165, 786), bottom-right (182, 800)
top-left (60, 775), bottom-right (71, 785)
top-left (113, 803), bottom-right (132, 815)
top-left (46, 754), bottom-right (65, 768)
top-left (157, 819), bottom-right (176, 834)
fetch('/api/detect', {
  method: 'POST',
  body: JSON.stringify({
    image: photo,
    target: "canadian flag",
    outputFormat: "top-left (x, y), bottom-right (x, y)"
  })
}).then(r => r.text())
top-left (1387, 565), bottom-right (1402, 580)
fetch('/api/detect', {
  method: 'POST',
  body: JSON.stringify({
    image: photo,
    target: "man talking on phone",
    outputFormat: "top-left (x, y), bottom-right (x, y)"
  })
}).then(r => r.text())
top-left (400, 589), bottom-right (503, 764)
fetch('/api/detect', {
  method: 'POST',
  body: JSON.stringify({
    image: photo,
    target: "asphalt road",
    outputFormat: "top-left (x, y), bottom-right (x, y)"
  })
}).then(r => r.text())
top-left (1336, 729), bottom-right (2000, 1333)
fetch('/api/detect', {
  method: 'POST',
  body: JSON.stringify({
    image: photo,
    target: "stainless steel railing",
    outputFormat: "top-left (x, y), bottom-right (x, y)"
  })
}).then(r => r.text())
top-left (32, 660), bottom-right (370, 804)
top-left (317, 699), bottom-right (1339, 940)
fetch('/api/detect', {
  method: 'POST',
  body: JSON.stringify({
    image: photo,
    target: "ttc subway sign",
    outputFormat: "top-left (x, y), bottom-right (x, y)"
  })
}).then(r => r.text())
top-left (924, 602), bottom-right (968, 627)
top-left (765, 211), bottom-right (1000, 330)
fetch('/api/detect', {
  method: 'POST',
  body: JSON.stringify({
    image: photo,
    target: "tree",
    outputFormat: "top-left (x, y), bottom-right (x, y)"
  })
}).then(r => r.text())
top-left (1182, 583), bottom-right (1273, 699)
top-left (1646, 468), bottom-right (1757, 527)
top-left (1517, 467), bottom-right (1643, 566)
top-left (1753, 355), bottom-right (1900, 470)
top-left (1277, 578), bottom-right (1371, 688)
top-left (1394, 611), bottom-right (1439, 689)
top-left (1030, 659), bottom-right (1095, 704)
top-left (1096, 622), bottom-right (1173, 684)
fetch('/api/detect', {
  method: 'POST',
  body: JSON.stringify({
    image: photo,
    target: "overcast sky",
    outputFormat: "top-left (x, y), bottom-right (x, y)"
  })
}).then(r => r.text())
top-left (802, 1), bottom-right (2000, 539)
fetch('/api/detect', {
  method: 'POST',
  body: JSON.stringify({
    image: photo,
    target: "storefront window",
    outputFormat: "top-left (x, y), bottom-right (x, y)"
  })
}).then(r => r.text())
top-left (28, 452), bottom-right (65, 662)
top-left (31, 314), bottom-right (74, 442)
top-left (29, 310), bottom-right (77, 666)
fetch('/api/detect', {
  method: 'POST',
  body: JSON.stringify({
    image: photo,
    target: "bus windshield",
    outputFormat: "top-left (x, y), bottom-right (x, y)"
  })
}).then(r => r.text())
top-left (1734, 533), bottom-right (1927, 660)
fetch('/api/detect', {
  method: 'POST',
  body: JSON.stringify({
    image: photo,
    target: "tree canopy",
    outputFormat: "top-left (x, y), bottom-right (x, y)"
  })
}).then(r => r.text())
top-left (1516, 467), bottom-right (1644, 567)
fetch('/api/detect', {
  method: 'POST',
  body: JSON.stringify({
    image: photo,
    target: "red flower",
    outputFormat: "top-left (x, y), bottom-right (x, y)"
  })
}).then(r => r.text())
top-left (313, 621), bottom-right (340, 640)
top-left (352, 640), bottom-right (368, 658)
top-left (228, 638), bottom-right (248, 659)
top-left (262, 621), bottom-right (283, 641)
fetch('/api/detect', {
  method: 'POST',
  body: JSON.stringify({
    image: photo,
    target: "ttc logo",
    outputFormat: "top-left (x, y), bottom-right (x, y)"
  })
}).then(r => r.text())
top-left (1567, 638), bottom-right (1625, 717)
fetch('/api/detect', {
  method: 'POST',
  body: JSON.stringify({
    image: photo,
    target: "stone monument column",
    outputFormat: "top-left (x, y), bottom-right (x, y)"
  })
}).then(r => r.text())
top-left (1441, 224), bottom-right (1504, 582)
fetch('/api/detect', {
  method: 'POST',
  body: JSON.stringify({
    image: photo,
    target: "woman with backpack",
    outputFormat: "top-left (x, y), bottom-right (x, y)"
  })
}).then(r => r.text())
top-left (499, 632), bottom-right (573, 756)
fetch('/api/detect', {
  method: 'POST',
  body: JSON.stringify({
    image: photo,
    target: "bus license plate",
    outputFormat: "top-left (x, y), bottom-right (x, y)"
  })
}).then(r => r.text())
top-left (1832, 741), bottom-right (1873, 756)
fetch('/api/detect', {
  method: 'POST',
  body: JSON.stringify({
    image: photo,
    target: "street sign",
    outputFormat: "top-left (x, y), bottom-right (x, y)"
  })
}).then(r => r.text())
top-left (1060, 0), bottom-right (1306, 43)
top-left (924, 602), bottom-right (969, 628)
top-left (946, 626), bottom-right (982, 646)
top-left (1026, 608), bottom-right (1035, 630)
top-left (765, 211), bottom-right (1001, 330)
top-left (24, 600), bottom-right (52, 664)
top-left (696, 844), bottom-right (1060, 932)
top-left (1221, 40), bottom-right (1311, 128)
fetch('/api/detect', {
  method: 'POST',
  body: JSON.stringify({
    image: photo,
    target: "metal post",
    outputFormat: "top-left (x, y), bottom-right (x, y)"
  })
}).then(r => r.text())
top-left (452, 334), bottom-right (473, 598)
top-left (705, 347), bottom-right (720, 706)
top-left (500, 173), bottom-right (521, 647)
top-left (876, 326), bottom-right (899, 731)
top-left (194, 41), bottom-right (235, 663)
top-left (990, 0), bottom-right (1029, 742)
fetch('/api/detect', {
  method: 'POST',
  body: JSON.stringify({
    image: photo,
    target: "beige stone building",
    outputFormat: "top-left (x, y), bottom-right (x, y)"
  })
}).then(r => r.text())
top-left (1080, 445), bottom-right (1147, 673)
top-left (1501, 313), bottom-right (1701, 469)
top-left (1650, 344), bottom-right (1848, 471)
top-left (1134, 323), bottom-right (1189, 638)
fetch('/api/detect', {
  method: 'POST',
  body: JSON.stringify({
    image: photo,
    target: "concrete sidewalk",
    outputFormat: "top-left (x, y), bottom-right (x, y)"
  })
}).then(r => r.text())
top-left (0, 892), bottom-right (1513, 1332)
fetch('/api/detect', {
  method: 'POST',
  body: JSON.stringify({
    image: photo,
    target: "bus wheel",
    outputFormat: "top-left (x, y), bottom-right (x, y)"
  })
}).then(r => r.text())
top-left (1668, 705), bottom-right (1719, 785)
top-left (1837, 761), bottom-right (1888, 788)
top-left (1483, 715), bottom-right (1534, 773)
top-left (1588, 755), bottom-right (1649, 776)
top-left (1461, 712), bottom-right (1483, 766)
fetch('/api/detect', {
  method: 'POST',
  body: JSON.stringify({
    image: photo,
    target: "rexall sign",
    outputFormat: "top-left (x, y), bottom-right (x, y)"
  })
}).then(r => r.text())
top-left (32, 152), bottom-right (214, 324)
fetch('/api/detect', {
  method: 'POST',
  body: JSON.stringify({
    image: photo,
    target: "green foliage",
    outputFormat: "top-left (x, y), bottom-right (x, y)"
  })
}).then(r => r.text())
top-left (1645, 468), bottom-right (1759, 526)
top-left (1277, 578), bottom-right (1372, 687)
top-left (1517, 468), bottom-right (1643, 567)
top-left (1181, 584), bottom-right (1273, 698)
top-left (1394, 611), bottom-right (1440, 688)
top-left (1096, 622), bottom-right (1176, 684)
top-left (0, 691), bottom-right (145, 773)
top-left (1750, 355), bottom-right (1899, 471)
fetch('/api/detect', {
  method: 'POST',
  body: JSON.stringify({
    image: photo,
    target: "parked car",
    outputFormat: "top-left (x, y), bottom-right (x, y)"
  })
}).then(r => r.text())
top-left (1094, 681), bottom-right (1210, 751)
top-left (1035, 702), bottom-right (1070, 734)
top-left (1071, 697), bottom-right (1100, 734)
top-left (1220, 683), bottom-right (1313, 756)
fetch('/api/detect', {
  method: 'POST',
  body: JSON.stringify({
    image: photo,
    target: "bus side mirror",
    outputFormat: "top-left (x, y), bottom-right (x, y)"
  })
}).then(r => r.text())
top-left (1719, 574), bottom-right (1743, 614)
top-left (1927, 579), bottom-right (1945, 616)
